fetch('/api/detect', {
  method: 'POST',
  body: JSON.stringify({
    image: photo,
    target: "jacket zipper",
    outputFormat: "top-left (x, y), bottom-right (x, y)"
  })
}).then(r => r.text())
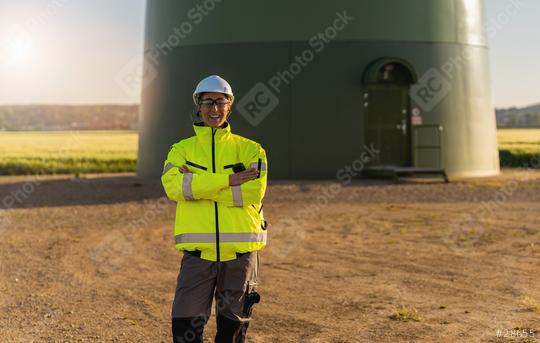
top-left (212, 128), bottom-right (220, 262)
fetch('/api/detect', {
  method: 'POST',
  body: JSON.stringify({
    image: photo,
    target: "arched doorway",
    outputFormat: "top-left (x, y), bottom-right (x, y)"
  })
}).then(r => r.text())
top-left (362, 58), bottom-right (417, 167)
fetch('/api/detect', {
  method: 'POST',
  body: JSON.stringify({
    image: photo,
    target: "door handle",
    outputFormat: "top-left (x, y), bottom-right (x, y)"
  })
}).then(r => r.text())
top-left (396, 119), bottom-right (407, 135)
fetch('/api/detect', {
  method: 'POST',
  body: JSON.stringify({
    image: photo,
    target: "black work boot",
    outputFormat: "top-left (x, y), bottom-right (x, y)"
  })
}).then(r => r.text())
top-left (172, 316), bottom-right (206, 343)
top-left (215, 315), bottom-right (249, 343)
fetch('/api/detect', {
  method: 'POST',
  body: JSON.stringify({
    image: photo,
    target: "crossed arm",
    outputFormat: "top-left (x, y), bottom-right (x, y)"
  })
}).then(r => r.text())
top-left (161, 144), bottom-right (268, 207)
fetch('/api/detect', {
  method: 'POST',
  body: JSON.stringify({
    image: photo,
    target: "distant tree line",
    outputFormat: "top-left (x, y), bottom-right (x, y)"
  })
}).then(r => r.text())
top-left (1, 103), bottom-right (539, 130)
top-left (496, 103), bottom-right (540, 128)
top-left (0, 105), bottom-right (139, 131)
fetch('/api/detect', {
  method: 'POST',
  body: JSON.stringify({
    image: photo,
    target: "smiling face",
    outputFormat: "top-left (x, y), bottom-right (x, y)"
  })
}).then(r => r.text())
top-left (197, 92), bottom-right (231, 128)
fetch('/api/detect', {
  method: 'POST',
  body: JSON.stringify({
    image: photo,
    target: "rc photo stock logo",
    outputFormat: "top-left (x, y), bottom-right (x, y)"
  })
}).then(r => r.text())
top-left (236, 83), bottom-right (280, 126)
top-left (236, 10), bottom-right (353, 126)
top-left (409, 68), bottom-right (452, 112)
top-left (114, 54), bottom-right (158, 99)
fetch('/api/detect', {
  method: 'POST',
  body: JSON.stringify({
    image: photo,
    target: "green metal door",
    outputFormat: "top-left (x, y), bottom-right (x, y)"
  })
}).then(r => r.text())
top-left (365, 86), bottom-right (411, 166)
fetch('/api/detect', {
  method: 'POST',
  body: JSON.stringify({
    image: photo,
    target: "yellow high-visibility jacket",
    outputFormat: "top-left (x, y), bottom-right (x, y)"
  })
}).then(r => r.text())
top-left (161, 122), bottom-right (268, 261)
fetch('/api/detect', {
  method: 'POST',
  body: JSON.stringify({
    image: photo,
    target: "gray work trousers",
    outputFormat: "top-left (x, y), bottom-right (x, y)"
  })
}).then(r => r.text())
top-left (171, 251), bottom-right (260, 323)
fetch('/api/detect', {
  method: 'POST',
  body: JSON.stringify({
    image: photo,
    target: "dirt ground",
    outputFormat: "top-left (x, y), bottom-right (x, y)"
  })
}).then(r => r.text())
top-left (1, 169), bottom-right (539, 343)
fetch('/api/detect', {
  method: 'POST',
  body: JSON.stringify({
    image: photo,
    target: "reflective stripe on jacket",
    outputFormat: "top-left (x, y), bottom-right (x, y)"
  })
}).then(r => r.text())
top-left (161, 122), bottom-right (268, 261)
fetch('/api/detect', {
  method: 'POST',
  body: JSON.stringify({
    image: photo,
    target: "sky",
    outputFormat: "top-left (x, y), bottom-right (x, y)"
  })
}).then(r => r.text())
top-left (0, 0), bottom-right (538, 108)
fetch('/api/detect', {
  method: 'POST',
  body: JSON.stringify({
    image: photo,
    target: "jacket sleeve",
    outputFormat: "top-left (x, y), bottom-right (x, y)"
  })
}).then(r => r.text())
top-left (212, 145), bottom-right (268, 207)
top-left (161, 144), bottom-right (229, 202)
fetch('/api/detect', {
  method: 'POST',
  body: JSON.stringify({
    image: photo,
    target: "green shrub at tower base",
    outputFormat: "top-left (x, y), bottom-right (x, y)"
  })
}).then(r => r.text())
top-left (499, 150), bottom-right (540, 168)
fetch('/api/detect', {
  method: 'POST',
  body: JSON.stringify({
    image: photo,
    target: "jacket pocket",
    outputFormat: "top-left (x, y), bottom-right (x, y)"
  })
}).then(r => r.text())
top-left (185, 160), bottom-right (207, 171)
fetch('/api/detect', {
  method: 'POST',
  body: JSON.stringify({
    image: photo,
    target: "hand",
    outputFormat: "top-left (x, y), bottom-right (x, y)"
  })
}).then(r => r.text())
top-left (229, 168), bottom-right (259, 186)
top-left (178, 165), bottom-right (191, 174)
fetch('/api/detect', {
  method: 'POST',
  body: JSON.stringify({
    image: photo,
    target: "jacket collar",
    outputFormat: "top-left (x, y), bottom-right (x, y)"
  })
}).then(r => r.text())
top-left (193, 121), bottom-right (232, 141)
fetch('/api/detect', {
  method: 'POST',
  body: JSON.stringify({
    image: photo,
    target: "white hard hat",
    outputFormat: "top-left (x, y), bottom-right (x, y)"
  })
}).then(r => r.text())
top-left (193, 75), bottom-right (234, 105)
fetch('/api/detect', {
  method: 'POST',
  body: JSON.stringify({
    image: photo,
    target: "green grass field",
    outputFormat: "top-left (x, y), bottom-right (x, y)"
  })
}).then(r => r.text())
top-left (497, 129), bottom-right (540, 167)
top-left (0, 130), bottom-right (538, 175)
top-left (0, 131), bottom-right (137, 175)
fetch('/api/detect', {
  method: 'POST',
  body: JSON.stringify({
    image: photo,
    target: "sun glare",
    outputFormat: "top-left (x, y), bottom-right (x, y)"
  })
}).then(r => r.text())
top-left (5, 34), bottom-right (34, 66)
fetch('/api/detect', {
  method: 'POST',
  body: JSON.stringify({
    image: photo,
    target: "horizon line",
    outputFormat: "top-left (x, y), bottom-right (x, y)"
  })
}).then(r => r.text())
top-left (0, 102), bottom-right (539, 110)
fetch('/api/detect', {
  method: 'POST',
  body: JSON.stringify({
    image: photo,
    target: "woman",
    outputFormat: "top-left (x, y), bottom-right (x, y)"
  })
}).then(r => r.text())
top-left (161, 75), bottom-right (268, 343)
